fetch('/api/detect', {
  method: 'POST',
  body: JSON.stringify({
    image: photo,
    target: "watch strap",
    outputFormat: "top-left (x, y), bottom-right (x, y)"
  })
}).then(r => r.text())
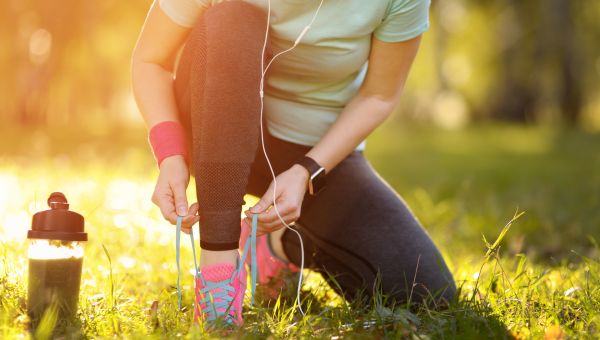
top-left (297, 156), bottom-right (324, 177)
top-left (297, 156), bottom-right (326, 195)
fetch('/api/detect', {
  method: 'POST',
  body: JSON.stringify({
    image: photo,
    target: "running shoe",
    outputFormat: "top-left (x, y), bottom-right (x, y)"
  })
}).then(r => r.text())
top-left (193, 261), bottom-right (246, 325)
top-left (239, 218), bottom-right (299, 298)
top-left (175, 215), bottom-right (257, 327)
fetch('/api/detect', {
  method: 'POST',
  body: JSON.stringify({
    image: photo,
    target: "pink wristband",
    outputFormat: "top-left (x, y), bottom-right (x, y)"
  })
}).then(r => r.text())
top-left (148, 121), bottom-right (189, 167)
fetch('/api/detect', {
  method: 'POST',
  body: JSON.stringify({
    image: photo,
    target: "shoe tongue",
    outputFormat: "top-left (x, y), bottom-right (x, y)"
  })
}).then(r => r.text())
top-left (202, 263), bottom-right (236, 282)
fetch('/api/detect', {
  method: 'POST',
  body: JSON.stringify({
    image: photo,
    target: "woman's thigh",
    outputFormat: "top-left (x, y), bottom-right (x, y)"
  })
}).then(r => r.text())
top-left (294, 153), bottom-right (456, 305)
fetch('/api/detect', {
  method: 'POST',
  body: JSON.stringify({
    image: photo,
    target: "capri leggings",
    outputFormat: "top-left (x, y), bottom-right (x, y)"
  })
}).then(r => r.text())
top-left (173, 1), bottom-right (456, 305)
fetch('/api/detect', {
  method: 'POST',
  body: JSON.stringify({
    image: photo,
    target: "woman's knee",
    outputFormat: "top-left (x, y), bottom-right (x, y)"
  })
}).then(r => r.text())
top-left (326, 260), bottom-right (456, 308)
top-left (371, 228), bottom-right (456, 307)
top-left (395, 267), bottom-right (457, 307)
top-left (180, 0), bottom-right (267, 80)
top-left (192, 1), bottom-right (267, 48)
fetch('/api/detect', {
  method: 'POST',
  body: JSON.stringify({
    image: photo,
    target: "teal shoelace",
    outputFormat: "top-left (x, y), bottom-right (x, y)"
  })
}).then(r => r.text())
top-left (195, 274), bottom-right (237, 321)
top-left (175, 214), bottom-right (258, 316)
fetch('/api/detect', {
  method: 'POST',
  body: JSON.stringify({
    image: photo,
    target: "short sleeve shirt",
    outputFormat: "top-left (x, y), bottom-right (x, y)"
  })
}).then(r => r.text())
top-left (160, 0), bottom-right (430, 149)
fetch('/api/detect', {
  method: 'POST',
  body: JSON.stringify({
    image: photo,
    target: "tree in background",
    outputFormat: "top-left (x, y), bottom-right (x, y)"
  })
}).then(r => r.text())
top-left (1, 0), bottom-right (148, 128)
top-left (487, 0), bottom-right (583, 124)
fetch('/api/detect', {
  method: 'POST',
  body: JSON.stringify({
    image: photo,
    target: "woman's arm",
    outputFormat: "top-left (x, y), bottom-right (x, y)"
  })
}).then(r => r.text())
top-left (132, 2), bottom-right (203, 229)
top-left (307, 35), bottom-right (422, 172)
top-left (131, 1), bottom-right (193, 128)
top-left (249, 35), bottom-right (422, 231)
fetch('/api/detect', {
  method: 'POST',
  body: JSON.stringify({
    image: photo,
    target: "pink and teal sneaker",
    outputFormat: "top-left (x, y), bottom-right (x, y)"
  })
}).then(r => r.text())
top-left (239, 217), bottom-right (299, 299)
top-left (175, 215), bottom-right (259, 327)
top-left (193, 261), bottom-right (246, 325)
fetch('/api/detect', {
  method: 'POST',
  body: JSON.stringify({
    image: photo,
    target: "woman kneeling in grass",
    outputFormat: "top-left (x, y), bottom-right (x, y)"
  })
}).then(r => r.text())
top-left (131, 0), bottom-right (455, 326)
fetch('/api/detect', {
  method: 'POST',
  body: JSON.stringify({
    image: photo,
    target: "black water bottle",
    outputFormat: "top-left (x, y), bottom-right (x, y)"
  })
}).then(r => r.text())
top-left (27, 192), bottom-right (87, 327)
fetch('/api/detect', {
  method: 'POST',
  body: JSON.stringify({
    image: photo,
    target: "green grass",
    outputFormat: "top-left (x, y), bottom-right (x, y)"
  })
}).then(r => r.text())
top-left (1, 123), bottom-right (599, 339)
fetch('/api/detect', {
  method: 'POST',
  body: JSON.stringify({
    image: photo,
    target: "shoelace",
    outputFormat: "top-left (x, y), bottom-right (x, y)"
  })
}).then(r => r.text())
top-left (195, 274), bottom-right (236, 321)
top-left (175, 214), bottom-right (258, 316)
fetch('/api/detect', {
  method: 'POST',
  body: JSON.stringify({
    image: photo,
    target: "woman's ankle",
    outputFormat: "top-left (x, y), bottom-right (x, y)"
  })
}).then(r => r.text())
top-left (268, 228), bottom-right (290, 262)
top-left (199, 249), bottom-right (238, 268)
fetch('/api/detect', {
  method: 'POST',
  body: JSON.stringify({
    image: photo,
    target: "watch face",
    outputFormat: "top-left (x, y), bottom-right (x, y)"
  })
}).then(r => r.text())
top-left (310, 167), bottom-right (326, 195)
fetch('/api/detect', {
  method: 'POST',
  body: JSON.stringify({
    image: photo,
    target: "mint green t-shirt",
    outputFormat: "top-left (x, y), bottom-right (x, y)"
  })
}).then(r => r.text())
top-left (160, 0), bottom-right (430, 150)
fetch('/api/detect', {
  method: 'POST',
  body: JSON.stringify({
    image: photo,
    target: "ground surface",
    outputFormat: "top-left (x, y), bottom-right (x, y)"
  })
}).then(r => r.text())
top-left (1, 124), bottom-right (599, 339)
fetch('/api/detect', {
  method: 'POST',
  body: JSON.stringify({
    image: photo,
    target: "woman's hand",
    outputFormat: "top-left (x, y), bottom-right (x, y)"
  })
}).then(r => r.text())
top-left (151, 155), bottom-right (200, 233)
top-left (244, 164), bottom-right (309, 235)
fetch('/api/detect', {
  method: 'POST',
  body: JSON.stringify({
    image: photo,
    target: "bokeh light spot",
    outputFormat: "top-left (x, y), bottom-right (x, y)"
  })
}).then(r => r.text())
top-left (28, 28), bottom-right (52, 65)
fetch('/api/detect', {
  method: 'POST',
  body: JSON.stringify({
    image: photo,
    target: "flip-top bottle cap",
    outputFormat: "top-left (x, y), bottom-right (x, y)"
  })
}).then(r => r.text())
top-left (28, 192), bottom-right (87, 242)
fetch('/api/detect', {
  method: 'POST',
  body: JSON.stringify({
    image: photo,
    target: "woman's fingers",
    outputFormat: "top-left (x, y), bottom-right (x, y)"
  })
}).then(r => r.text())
top-left (153, 182), bottom-right (198, 230)
top-left (261, 212), bottom-right (298, 230)
top-left (170, 180), bottom-right (189, 216)
top-left (262, 202), bottom-right (297, 223)
top-left (256, 214), bottom-right (297, 235)
top-left (245, 212), bottom-right (298, 235)
top-left (154, 191), bottom-right (195, 226)
top-left (180, 202), bottom-right (200, 234)
top-left (153, 188), bottom-right (178, 224)
top-left (188, 202), bottom-right (200, 215)
top-left (250, 182), bottom-right (275, 214)
top-left (180, 215), bottom-right (198, 233)
top-left (247, 165), bottom-right (307, 233)
top-left (245, 199), bottom-right (299, 224)
top-left (244, 204), bottom-right (280, 223)
top-left (152, 155), bottom-right (190, 225)
top-left (180, 216), bottom-right (199, 234)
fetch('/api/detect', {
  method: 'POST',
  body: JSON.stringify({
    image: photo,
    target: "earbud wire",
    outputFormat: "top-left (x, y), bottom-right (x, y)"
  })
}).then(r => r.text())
top-left (259, 0), bottom-right (325, 316)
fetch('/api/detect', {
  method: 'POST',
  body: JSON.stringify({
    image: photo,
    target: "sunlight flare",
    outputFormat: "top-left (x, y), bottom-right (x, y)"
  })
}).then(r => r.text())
top-left (28, 239), bottom-right (84, 260)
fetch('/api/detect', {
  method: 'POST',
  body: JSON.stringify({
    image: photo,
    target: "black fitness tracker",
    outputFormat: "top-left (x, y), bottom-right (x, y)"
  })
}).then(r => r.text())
top-left (296, 156), bottom-right (326, 196)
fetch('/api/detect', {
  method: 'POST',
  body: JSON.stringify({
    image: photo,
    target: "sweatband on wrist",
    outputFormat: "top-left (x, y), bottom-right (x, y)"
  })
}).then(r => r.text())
top-left (148, 121), bottom-right (189, 167)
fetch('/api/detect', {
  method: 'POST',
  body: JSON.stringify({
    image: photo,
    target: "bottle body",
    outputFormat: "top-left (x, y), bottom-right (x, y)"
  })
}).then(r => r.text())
top-left (27, 239), bottom-right (84, 326)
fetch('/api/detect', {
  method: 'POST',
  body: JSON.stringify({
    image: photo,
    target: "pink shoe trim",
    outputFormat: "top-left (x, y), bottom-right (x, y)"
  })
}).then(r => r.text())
top-left (201, 263), bottom-right (236, 282)
top-left (240, 219), bottom-right (299, 286)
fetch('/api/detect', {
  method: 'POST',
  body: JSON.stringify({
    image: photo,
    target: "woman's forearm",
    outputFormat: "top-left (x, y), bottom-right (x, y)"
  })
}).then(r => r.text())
top-left (131, 61), bottom-right (180, 128)
top-left (306, 94), bottom-right (394, 172)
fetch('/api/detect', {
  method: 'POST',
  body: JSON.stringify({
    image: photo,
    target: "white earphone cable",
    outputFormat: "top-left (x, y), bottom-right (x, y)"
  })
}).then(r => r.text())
top-left (259, 0), bottom-right (325, 316)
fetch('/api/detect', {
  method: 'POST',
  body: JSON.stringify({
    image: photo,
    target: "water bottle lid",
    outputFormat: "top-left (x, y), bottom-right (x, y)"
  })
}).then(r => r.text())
top-left (28, 192), bottom-right (88, 242)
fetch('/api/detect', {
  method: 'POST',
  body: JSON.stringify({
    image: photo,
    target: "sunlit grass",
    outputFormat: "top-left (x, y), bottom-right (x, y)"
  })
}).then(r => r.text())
top-left (1, 124), bottom-right (599, 338)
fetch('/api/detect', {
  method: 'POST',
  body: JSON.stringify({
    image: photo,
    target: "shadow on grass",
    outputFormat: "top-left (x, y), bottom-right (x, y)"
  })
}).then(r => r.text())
top-left (230, 260), bottom-right (512, 339)
top-left (230, 212), bottom-right (525, 338)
